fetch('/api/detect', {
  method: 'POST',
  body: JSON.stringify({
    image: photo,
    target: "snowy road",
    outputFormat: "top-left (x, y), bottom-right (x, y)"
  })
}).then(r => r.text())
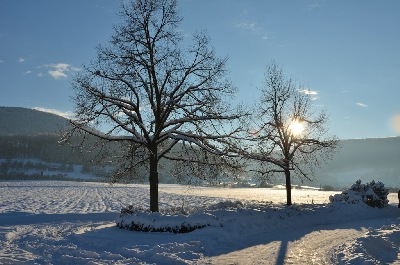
top-left (284, 227), bottom-right (364, 264)
top-left (201, 218), bottom-right (399, 265)
top-left (0, 181), bottom-right (399, 264)
top-left (205, 229), bottom-right (365, 265)
top-left (165, 185), bottom-right (400, 264)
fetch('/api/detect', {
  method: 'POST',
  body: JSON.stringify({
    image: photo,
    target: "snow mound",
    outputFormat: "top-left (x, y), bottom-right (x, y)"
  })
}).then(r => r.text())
top-left (117, 206), bottom-right (220, 233)
top-left (329, 180), bottom-right (389, 208)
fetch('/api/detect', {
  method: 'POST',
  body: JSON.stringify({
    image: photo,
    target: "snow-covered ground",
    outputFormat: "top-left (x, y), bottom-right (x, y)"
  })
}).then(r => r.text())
top-left (0, 181), bottom-right (399, 264)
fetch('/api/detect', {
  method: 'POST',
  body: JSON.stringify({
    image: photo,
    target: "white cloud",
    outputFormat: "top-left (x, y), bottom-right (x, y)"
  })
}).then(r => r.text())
top-left (37, 72), bottom-right (44, 78)
top-left (32, 107), bottom-right (74, 119)
top-left (356, 102), bottom-right (368, 108)
top-left (19, 57), bottom-right (25, 63)
top-left (307, 0), bottom-right (323, 11)
top-left (300, 89), bottom-right (318, 95)
top-left (23, 70), bottom-right (32, 75)
top-left (0, 60), bottom-right (4, 63)
top-left (235, 21), bottom-right (260, 32)
top-left (46, 63), bottom-right (80, 80)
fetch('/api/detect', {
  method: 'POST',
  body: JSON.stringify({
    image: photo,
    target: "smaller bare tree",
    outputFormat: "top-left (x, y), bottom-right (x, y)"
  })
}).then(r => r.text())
top-left (245, 63), bottom-right (338, 205)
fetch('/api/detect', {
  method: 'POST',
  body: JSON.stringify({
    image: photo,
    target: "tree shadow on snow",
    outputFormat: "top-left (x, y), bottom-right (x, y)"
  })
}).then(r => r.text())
top-left (200, 204), bottom-right (400, 265)
top-left (1, 205), bottom-right (398, 265)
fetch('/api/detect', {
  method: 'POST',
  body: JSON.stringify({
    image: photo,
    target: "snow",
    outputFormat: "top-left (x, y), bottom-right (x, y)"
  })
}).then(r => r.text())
top-left (0, 181), bottom-right (399, 264)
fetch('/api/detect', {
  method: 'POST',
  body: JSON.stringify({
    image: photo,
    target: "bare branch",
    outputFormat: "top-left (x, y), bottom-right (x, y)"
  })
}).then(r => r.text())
top-left (241, 63), bottom-right (339, 205)
top-left (69, 0), bottom-right (245, 212)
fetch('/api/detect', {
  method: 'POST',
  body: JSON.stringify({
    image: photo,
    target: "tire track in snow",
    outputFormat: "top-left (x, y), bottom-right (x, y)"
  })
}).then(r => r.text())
top-left (68, 188), bottom-right (90, 213)
top-left (93, 187), bottom-right (108, 212)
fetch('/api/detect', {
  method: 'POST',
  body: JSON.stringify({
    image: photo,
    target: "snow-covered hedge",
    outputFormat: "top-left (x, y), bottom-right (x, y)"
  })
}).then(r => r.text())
top-left (329, 180), bottom-right (389, 208)
top-left (116, 205), bottom-right (220, 233)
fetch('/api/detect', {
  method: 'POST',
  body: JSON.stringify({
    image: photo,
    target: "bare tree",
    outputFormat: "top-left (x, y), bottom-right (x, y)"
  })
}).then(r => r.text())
top-left (69, 0), bottom-right (242, 212)
top-left (245, 63), bottom-right (338, 205)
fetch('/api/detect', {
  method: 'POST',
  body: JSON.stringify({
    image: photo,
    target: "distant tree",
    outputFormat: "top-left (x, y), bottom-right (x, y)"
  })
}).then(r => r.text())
top-left (244, 63), bottom-right (338, 205)
top-left (68, 0), bottom-right (243, 212)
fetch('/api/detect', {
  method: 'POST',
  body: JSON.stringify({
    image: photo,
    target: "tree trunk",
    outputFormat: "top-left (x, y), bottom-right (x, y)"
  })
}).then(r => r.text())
top-left (149, 153), bottom-right (159, 212)
top-left (285, 168), bottom-right (292, 206)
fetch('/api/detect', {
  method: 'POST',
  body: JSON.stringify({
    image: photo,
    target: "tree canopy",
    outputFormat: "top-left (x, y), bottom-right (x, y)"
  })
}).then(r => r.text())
top-left (69, 0), bottom-right (243, 212)
top-left (242, 63), bottom-right (339, 205)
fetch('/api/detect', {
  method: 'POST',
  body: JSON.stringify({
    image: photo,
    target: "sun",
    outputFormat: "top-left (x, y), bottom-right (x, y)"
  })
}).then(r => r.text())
top-left (289, 120), bottom-right (305, 136)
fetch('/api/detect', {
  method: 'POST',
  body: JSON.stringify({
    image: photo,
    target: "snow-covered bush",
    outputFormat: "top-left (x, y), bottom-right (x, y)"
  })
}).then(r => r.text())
top-left (329, 180), bottom-right (389, 208)
top-left (117, 206), bottom-right (220, 233)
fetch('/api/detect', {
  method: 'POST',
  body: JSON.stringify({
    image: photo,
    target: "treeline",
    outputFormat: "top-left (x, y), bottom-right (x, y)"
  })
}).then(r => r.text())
top-left (0, 134), bottom-right (126, 181)
top-left (0, 171), bottom-right (102, 182)
top-left (0, 172), bottom-right (70, 181)
top-left (0, 160), bottom-right (74, 173)
top-left (0, 135), bottom-right (112, 175)
top-left (0, 134), bottom-right (306, 185)
top-left (0, 135), bottom-right (82, 163)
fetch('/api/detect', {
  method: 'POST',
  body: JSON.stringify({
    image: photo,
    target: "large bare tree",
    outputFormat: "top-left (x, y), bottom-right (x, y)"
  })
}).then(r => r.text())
top-left (246, 63), bottom-right (338, 205)
top-left (69, 0), bottom-right (242, 212)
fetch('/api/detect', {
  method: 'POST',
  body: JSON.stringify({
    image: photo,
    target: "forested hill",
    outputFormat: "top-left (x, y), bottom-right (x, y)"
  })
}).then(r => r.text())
top-left (0, 107), bottom-right (70, 136)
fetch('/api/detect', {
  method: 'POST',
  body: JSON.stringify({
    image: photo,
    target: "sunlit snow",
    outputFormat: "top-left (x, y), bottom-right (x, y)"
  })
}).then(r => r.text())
top-left (0, 181), bottom-right (398, 264)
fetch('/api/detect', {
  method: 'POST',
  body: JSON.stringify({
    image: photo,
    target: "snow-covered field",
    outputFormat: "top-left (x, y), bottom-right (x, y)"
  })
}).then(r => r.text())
top-left (0, 181), bottom-right (399, 264)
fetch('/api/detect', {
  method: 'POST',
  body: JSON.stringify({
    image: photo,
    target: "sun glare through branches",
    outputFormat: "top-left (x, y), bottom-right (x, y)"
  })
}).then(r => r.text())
top-left (289, 120), bottom-right (305, 136)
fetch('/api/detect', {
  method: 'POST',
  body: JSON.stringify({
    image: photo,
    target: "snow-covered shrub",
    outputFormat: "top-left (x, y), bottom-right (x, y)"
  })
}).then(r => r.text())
top-left (117, 206), bottom-right (220, 233)
top-left (205, 200), bottom-right (244, 211)
top-left (329, 180), bottom-right (389, 208)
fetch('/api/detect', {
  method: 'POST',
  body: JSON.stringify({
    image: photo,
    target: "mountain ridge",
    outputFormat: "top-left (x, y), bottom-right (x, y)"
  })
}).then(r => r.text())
top-left (0, 106), bottom-right (71, 136)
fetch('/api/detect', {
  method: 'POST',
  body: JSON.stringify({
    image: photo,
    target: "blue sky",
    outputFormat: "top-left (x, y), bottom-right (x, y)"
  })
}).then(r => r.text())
top-left (1, 0), bottom-right (399, 139)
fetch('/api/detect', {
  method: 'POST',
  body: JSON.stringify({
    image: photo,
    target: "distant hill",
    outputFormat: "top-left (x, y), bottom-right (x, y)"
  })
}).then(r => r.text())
top-left (314, 137), bottom-right (400, 188)
top-left (0, 107), bottom-right (104, 179)
top-left (0, 107), bottom-right (399, 187)
top-left (0, 107), bottom-right (71, 136)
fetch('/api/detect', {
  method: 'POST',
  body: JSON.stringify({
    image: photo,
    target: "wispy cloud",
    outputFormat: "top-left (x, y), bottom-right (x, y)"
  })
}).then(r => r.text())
top-left (300, 89), bottom-right (318, 100)
top-left (235, 21), bottom-right (260, 32)
top-left (307, 0), bottom-right (324, 11)
top-left (234, 9), bottom-right (273, 41)
top-left (0, 60), bottom-right (4, 63)
top-left (18, 57), bottom-right (25, 63)
top-left (32, 107), bottom-right (74, 119)
top-left (300, 89), bottom-right (318, 95)
top-left (23, 70), bottom-right (32, 75)
top-left (356, 102), bottom-right (368, 108)
top-left (235, 20), bottom-right (273, 41)
top-left (46, 63), bottom-right (80, 80)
